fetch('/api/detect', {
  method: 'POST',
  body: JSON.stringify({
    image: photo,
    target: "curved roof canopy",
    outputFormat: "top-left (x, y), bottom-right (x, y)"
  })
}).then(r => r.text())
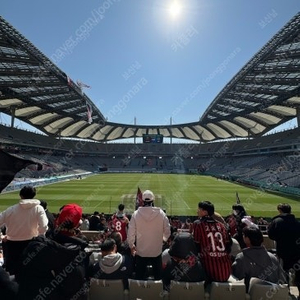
top-left (0, 13), bottom-right (300, 142)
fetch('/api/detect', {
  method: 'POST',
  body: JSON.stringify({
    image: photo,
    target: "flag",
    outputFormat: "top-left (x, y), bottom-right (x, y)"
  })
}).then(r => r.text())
top-left (135, 187), bottom-right (143, 209)
top-left (86, 102), bottom-right (93, 124)
top-left (236, 192), bottom-right (241, 204)
top-left (0, 150), bottom-right (41, 193)
top-left (76, 80), bottom-right (91, 89)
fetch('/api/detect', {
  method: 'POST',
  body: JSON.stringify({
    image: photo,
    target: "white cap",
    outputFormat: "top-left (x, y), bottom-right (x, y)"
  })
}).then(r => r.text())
top-left (142, 190), bottom-right (155, 202)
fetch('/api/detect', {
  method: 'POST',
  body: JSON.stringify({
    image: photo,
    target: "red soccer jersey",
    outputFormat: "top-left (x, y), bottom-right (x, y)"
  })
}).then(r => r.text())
top-left (193, 216), bottom-right (232, 282)
top-left (226, 214), bottom-right (238, 237)
top-left (111, 216), bottom-right (129, 241)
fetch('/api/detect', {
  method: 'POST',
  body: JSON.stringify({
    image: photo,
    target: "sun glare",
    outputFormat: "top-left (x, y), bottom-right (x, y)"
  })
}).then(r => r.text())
top-left (169, 1), bottom-right (181, 19)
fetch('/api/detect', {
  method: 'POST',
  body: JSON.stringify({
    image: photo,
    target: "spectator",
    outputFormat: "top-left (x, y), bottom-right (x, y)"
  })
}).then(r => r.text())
top-left (193, 201), bottom-right (232, 285)
top-left (268, 203), bottom-right (300, 295)
top-left (111, 204), bottom-right (129, 241)
top-left (90, 238), bottom-right (133, 290)
top-left (115, 204), bottom-right (127, 217)
top-left (80, 214), bottom-right (90, 231)
top-left (49, 204), bottom-right (90, 300)
top-left (40, 200), bottom-right (56, 237)
top-left (162, 232), bottom-right (206, 292)
top-left (226, 204), bottom-right (247, 248)
top-left (110, 231), bottom-right (131, 257)
top-left (98, 216), bottom-right (108, 232)
top-left (0, 185), bottom-right (48, 280)
top-left (162, 232), bottom-right (177, 268)
top-left (227, 204), bottom-right (247, 233)
top-left (127, 189), bottom-right (171, 280)
top-left (18, 234), bottom-right (89, 300)
top-left (89, 211), bottom-right (101, 231)
top-left (257, 217), bottom-right (268, 233)
top-left (51, 204), bottom-right (89, 251)
top-left (181, 218), bottom-right (193, 232)
top-left (170, 216), bottom-right (182, 230)
top-left (232, 226), bottom-right (283, 291)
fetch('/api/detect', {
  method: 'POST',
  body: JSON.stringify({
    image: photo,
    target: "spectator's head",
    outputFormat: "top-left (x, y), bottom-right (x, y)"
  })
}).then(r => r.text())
top-left (19, 186), bottom-right (36, 199)
top-left (93, 211), bottom-right (100, 216)
top-left (242, 226), bottom-right (263, 247)
top-left (110, 231), bottom-right (122, 247)
top-left (277, 203), bottom-right (291, 214)
top-left (142, 190), bottom-right (155, 206)
top-left (100, 238), bottom-right (117, 256)
top-left (232, 204), bottom-right (247, 218)
top-left (198, 201), bottom-right (214, 216)
top-left (169, 232), bottom-right (198, 259)
top-left (82, 213), bottom-right (89, 219)
top-left (118, 204), bottom-right (125, 211)
top-left (40, 200), bottom-right (47, 210)
top-left (117, 204), bottom-right (125, 217)
top-left (57, 204), bottom-right (83, 230)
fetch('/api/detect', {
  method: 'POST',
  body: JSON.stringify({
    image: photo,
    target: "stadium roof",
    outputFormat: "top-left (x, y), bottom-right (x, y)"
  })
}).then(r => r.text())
top-left (0, 13), bottom-right (300, 142)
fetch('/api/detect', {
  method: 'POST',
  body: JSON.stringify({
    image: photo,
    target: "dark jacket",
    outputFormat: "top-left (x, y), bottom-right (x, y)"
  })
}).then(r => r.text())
top-left (162, 233), bottom-right (206, 291)
top-left (17, 235), bottom-right (89, 300)
top-left (89, 215), bottom-right (101, 231)
top-left (45, 210), bottom-right (56, 237)
top-left (51, 232), bottom-right (90, 299)
top-left (0, 266), bottom-right (18, 300)
top-left (268, 213), bottom-right (300, 269)
top-left (232, 246), bottom-right (283, 291)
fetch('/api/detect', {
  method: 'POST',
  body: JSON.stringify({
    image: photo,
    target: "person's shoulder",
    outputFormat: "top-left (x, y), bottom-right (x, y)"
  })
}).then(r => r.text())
top-left (0, 204), bottom-right (16, 214)
top-left (158, 207), bottom-right (167, 215)
top-left (37, 203), bottom-right (47, 210)
top-left (130, 210), bottom-right (138, 218)
top-left (270, 214), bottom-right (282, 222)
top-left (234, 250), bottom-right (245, 259)
top-left (198, 216), bottom-right (214, 224)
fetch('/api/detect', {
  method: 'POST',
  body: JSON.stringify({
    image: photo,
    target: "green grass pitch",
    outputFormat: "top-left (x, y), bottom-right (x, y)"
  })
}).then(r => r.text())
top-left (0, 174), bottom-right (299, 218)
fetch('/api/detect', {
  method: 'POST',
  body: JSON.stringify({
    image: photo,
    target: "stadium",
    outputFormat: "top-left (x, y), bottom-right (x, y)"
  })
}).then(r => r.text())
top-left (0, 12), bottom-right (300, 218)
top-left (0, 5), bottom-right (300, 300)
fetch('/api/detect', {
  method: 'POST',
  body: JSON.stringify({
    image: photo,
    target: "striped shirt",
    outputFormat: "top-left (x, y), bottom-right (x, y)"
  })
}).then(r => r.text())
top-left (193, 216), bottom-right (232, 282)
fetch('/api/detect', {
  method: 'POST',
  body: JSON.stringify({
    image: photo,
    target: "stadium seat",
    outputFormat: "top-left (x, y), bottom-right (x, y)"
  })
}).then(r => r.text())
top-left (248, 277), bottom-right (290, 300)
top-left (128, 279), bottom-right (165, 300)
top-left (89, 278), bottom-right (128, 300)
top-left (169, 281), bottom-right (208, 300)
top-left (208, 281), bottom-right (248, 300)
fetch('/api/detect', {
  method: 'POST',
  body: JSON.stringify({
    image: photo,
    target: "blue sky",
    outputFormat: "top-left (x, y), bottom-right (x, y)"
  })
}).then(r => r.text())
top-left (1, 1), bottom-right (300, 134)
